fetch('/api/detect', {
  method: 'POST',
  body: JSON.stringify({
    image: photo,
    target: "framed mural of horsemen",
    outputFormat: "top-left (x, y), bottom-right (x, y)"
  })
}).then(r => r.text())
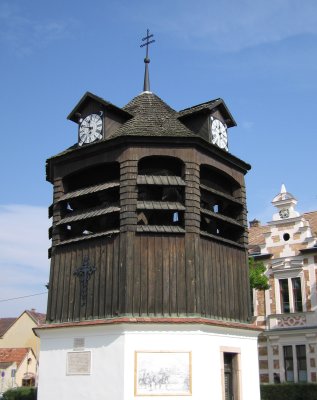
top-left (134, 351), bottom-right (192, 396)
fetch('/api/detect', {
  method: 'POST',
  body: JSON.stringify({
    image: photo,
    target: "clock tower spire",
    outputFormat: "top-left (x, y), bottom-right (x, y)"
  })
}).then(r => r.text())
top-left (140, 29), bottom-right (155, 92)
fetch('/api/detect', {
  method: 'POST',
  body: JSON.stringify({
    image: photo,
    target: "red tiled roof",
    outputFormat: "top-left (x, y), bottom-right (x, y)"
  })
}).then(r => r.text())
top-left (0, 318), bottom-right (16, 337)
top-left (0, 348), bottom-right (29, 366)
top-left (248, 225), bottom-right (270, 246)
top-left (305, 211), bottom-right (317, 237)
top-left (26, 310), bottom-right (46, 325)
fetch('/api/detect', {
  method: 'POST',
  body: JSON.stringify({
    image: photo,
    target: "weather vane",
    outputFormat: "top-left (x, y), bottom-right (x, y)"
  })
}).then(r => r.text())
top-left (140, 29), bottom-right (155, 92)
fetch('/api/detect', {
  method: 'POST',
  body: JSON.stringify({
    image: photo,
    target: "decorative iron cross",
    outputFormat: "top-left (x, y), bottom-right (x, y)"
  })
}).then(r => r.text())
top-left (140, 29), bottom-right (155, 92)
top-left (140, 29), bottom-right (155, 61)
top-left (74, 256), bottom-right (96, 306)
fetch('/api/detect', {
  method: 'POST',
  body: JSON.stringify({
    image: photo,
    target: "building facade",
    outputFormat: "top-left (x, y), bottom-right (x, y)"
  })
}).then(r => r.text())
top-left (0, 348), bottom-right (37, 393)
top-left (0, 310), bottom-right (45, 358)
top-left (0, 310), bottom-right (45, 392)
top-left (249, 185), bottom-right (317, 384)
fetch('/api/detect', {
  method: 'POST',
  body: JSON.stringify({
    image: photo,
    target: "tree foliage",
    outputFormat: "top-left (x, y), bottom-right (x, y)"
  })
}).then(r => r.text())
top-left (249, 257), bottom-right (270, 291)
top-left (260, 383), bottom-right (317, 400)
top-left (2, 387), bottom-right (37, 400)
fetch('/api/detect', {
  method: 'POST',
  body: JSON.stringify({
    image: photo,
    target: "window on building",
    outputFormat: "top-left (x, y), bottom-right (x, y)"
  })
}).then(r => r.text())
top-left (283, 345), bottom-right (307, 383)
top-left (283, 345), bottom-right (294, 382)
top-left (296, 345), bottom-right (307, 382)
top-left (292, 278), bottom-right (303, 312)
top-left (224, 353), bottom-right (234, 400)
top-left (223, 352), bottom-right (240, 400)
top-left (279, 277), bottom-right (303, 313)
top-left (280, 279), bottom-right (290, 313)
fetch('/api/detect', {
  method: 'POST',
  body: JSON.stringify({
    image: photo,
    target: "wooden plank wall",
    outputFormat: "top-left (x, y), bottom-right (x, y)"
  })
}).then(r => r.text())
top-left (47, 233), bottom-right (250, 322)
top-left (47, 235), bottom-right (120, 322)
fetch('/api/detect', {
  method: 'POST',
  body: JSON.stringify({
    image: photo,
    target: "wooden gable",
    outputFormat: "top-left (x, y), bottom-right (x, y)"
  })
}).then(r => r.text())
top-left (178, 98), bottom-right (236, 143)
top-left (67, 92), bottom-right (132, 140)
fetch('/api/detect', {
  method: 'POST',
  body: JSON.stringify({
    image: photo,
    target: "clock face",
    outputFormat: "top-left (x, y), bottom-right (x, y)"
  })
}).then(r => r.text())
top-left (279, 208), bottom-right (290, 219)
top-left (79, 114), bottom-right (103, 146)
top-left (211, 117), bottom-right (228, 151)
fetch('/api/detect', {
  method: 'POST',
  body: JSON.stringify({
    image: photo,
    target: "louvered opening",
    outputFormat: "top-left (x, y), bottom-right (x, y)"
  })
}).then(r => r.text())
top-left (61, 186), bottom-right (119, 217)
top-left (200, 164), bottom-right (244, 244)
top-left (138, 156), bottom-right (184, 178)
top-left (137, 156), bottom-right (185, 232)
top-left (137, 210), bottom-right (184, 227)
top-left (58, 212), bottom-right (120, 242)
top-left (55, 162), bottom-right (120, 243)
top-left (63, 162), bottom-right (120, 191)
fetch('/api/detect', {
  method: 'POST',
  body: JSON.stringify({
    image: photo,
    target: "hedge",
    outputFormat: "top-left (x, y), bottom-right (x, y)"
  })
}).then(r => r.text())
top-left (2, 387), bottom-right (37, 400)
top-left (260, 383), bottom-right (317, 400)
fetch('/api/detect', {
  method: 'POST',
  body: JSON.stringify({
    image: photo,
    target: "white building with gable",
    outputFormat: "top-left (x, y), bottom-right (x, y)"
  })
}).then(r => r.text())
top-left (249, 184), bottom-right (317, 384)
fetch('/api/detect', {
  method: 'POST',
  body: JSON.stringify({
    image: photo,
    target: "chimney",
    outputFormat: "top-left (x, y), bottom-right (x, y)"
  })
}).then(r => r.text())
top-left (249, 218), bottom-right (260, 228)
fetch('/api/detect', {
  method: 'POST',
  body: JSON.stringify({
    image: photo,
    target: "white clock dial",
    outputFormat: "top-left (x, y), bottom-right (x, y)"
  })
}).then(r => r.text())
top-left (211, 118), bottom-right (228, 151)
top-left (79, 114), bottom-right (103, 146)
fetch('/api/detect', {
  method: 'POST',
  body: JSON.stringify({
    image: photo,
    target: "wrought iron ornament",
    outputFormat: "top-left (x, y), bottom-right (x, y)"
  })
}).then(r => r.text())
top-left (74, 256), bottom-right (96, 306)
top-left (140, 29), bottom-right (155, 92)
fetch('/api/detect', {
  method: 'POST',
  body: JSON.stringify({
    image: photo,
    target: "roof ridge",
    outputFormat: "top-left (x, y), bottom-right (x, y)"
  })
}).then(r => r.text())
top-left (0, 317), bottom-right (17, 337)
top-left (304, 210), bottom-right (317, 216)
top-left (123, 91), bottom-right (176, 114)
top-left (178, 98), bottom-right (220, 113)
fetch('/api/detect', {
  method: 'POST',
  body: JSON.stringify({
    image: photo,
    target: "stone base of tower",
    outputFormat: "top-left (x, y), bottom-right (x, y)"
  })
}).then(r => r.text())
top-left (36, 319), bottom-right (261, 400)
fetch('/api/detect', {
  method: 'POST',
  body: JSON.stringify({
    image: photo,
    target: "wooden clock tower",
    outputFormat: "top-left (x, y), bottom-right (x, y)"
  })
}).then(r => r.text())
top-left (36, 32), bottom-right (261, 400)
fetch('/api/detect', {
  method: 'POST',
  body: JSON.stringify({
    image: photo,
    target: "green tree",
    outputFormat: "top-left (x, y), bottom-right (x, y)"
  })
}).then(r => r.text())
top-left (249, 257), bottom-right (270, 291)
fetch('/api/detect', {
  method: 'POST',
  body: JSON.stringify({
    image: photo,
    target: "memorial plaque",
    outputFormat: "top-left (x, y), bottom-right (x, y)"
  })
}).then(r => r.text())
top-left (66, 351), bottom-right (91, 375)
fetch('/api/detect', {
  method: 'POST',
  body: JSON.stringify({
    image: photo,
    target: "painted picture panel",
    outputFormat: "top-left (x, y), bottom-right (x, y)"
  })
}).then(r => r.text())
top-left (135, 351), bottom-right (192, 396)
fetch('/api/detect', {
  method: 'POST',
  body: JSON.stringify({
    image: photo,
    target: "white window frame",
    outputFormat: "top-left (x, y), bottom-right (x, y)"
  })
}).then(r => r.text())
top-left (281, 344), bottom-right (308, 383)
top-left (274, 272), bottom-right (305, 314)
top-left (220, 347), bottom-right (242, 400)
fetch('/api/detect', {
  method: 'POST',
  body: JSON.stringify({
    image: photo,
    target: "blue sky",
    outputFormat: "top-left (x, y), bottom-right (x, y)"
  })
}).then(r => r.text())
top-left (0, 0), bottom-right (316, 317)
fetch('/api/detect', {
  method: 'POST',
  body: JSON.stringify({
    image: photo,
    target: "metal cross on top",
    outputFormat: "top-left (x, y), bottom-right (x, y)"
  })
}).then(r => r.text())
top-left (140, 29), bottom-right (155, 92)
top-left (74, 256), bottom-right (96, 307)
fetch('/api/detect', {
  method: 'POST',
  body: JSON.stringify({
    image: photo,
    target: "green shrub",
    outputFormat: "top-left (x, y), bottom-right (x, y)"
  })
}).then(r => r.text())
top-left (2, 387), bottom-right (37, 400)
top-left (261, 383), bottom-right (317, 400)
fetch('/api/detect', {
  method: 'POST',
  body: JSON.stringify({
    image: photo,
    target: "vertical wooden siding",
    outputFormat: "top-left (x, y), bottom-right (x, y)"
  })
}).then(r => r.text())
top-left (47, 233), bottom-right (249, 322)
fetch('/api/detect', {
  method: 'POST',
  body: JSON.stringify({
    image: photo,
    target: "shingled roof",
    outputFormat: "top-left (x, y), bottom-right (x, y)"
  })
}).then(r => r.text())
top-left (109, 92), bottom-right (194, 139)
top-left (49, 90), bottom-right (246, 166)
top-left (178, 98), bottom-right (237, 128)
top-left (67, 91), bottom-right (132, 122)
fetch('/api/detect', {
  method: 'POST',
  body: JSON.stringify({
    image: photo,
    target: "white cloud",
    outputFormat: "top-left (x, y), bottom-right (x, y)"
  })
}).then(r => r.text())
top-left (0, 204), bottom-right (50, 317)
top-left (0, 2), bottom-right (74, 55)
top-left (136, 0), bottom-right (317, 52)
